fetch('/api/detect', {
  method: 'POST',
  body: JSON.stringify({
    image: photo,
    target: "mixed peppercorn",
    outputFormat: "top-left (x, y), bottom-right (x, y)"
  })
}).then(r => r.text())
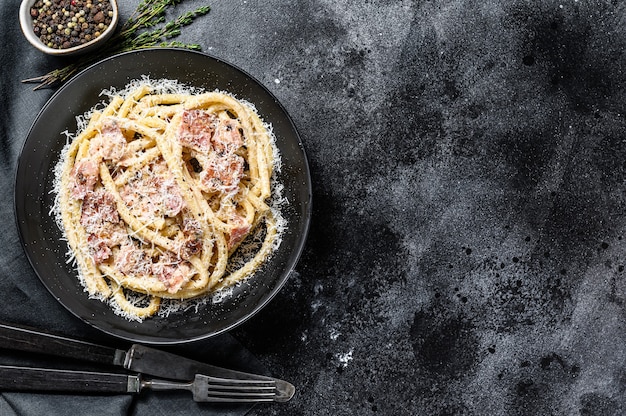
top-left (30, 0), bottom-right (114, 50)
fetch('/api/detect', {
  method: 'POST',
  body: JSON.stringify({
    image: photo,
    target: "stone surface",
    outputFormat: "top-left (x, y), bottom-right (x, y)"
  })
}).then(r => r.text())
top-left (2, 0), bottom-right (626, 415)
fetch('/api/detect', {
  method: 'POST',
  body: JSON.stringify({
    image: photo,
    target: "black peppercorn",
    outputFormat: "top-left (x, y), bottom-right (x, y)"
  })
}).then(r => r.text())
top-left (30, 0), bottom-right (114, 49)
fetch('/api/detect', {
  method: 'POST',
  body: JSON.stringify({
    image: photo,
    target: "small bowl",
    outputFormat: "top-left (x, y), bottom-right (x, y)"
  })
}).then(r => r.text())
top-left (19, 0), bottom-right (119, 56)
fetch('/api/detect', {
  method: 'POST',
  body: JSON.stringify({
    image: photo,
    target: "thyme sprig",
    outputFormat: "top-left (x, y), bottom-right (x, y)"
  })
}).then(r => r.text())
top-left (23, 0), bottom-right (211, 90)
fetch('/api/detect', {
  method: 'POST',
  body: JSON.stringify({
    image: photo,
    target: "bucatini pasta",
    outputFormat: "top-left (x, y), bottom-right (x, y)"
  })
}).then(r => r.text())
top-left (52, 78), bottom-right (284, 321)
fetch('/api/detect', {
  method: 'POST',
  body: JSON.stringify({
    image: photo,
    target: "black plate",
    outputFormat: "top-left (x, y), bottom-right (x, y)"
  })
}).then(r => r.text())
top-left (14, 49), bottom-right (312, 344)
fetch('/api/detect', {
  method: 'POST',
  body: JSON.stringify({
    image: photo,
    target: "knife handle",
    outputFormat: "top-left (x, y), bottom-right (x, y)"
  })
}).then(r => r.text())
top-left (0, 322), bottom-right (125, 366)
top-left (0, 365), bottom-right (136, 394)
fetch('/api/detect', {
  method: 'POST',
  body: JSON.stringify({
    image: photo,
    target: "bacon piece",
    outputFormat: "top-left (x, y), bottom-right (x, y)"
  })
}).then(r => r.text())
top-left (227, 213), bottom-right (251, 249)
top-left (228, 223), bottom-right (251, 250)
top-left (87, 234), bottom-right (112, 264)
top-left (200, 153), bottom-right (244, 193)
top-left (80, 189), bottom-right (120, 234)
top-left (90, 118), bottom-right (127, 162)
top-left (80, 189), bottom-right (124, 264)
top-left (212, 118), bottom-right (243, 154)
top-left (152, 252), bottom-right (193, 293)
top-left (70, 160), bottom-right (99, 199)
top-left (115, 242), bottom-right (152, 276)
top-left (177, 110), bottom-right (216, 153)
top-left (161, 177), bottom-right (185, 217)
top-left (120, 160), bottom-right (185, 220)
top-left (181, 218), bottom-right (203, 258)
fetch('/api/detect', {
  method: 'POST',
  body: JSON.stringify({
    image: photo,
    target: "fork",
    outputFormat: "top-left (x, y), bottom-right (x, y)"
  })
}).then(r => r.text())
top-left (142, 373), bottom-right (279, 402)
top-left (0, 365), bottom-right (286, 403)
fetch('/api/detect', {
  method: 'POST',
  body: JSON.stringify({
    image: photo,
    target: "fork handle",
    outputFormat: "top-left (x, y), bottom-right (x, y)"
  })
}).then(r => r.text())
top-left (0, 365), bottom-right (136, 394)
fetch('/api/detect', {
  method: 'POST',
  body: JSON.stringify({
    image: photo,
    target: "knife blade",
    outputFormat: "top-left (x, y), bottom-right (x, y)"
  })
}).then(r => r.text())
top-left (0, 322), bottom-right (294, 402)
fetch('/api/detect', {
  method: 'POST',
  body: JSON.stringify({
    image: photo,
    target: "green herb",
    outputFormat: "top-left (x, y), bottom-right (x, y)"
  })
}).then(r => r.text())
top-left (23, 0), bottom-right (211, 90)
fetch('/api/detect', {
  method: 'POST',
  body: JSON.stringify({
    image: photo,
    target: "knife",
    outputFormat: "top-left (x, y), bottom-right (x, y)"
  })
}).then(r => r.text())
top-left (0, 322), bottom-right (294, 402)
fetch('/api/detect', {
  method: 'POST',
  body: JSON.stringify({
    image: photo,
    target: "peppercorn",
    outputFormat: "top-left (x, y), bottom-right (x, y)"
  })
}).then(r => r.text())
top-left (30, 0), bottom-right (114, 49)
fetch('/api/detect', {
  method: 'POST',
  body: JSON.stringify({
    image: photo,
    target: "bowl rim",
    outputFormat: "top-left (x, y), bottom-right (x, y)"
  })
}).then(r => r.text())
top-left (19, 0), bottom-right (119, 56)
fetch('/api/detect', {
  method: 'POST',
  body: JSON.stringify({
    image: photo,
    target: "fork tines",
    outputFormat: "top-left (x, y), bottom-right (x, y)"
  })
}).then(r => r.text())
top-left (197, 374), bottom-right (278, 402)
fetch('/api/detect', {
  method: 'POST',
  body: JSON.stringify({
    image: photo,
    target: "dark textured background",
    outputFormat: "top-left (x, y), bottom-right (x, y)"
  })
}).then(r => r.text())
top-left (2, 0), bottom-right (626, 415)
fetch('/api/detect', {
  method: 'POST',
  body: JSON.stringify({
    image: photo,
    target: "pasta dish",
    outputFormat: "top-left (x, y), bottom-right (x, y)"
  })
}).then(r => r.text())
top-left (53, 78), bottom-right (284, 320)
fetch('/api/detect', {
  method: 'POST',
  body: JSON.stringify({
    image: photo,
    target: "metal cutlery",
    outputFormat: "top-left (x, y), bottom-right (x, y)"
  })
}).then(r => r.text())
top-left (0, 322), bottom-right (294, 402)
